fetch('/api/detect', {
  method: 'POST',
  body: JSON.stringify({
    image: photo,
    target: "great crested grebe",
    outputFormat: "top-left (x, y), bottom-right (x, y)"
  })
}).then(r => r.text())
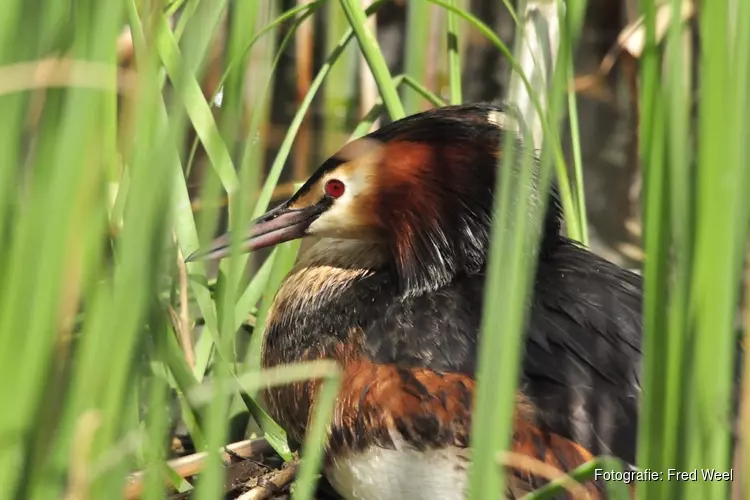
top-left (188, 103), bottom-right (644, 499)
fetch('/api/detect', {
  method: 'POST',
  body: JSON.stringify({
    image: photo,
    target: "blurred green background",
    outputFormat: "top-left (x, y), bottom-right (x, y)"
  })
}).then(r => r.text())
top-left (0, 1), bottom-right (747, 499)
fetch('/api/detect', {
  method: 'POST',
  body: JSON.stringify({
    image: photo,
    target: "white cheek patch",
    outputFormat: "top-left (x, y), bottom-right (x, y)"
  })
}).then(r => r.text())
top-left (308, 167), bottom-right (375, 238)
top-left (308, 203), bottom-right (352, 237)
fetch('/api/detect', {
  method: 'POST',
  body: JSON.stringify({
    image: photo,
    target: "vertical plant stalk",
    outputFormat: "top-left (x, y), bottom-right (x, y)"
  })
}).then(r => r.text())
top-left (249, 0), bottom-right (387, 222)
top-left (175, 247), bottom-right (196, 369)
top-left (220, 1), bottom-right (260, 152)
top-left (216, 0), bottom-right (280, 315)
top-left (506, 0), bottom-right (561, 152)
top-left (685, 0), bottom-right (748, 497)
top-left (324, 0), bottom-right (357, 153)
top-left (505, 0), bottom-right (583, 241)
top-left (426, 7), bottom-right (443, 100)
top-left (446, 0), bottom-right (462, 104)
top-left (468, 111), bottom-right (551, 500)
top-left (635, 3), bottom-right (669, 499)
top-left (358, 0), bottom-right (379, 128)
top-left (403, 0), bottom-right (431, 114)
top-left (657, 3), bottom-right (693, 498)
top-left (338, 0), bottom-right (405, 120)
top-left (469, 1), bottom-right (592, 498)
top-left (291, 370), bottom-right (342, 500)
top-left (564, 59), bottom-right (588, 245)
top-left (294, 0), bottom-right (315, 181)
top-left (562, 0), bottom-right (588, 246)
top-left (217, 1), bottom-right (264, 446)
top-left (426, 0), bottom-right (581, 242)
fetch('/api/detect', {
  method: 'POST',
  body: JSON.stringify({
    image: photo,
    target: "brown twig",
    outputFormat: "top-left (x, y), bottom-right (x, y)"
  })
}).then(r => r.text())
top-left (237, 462), bottom-right (299, 500)
top-left (64, 411), bottom-right (103, 500)
top-left (174, 244), bottom-right (195, 370)
top-left (116, 27), bottom-right (135, 66)
top-left (124, 438), bottom-right (274, 499)
top-left (497, 451), bottom-right (591, 500)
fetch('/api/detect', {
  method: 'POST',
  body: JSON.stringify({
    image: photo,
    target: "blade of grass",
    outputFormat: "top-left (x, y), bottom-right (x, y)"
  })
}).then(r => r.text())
top-left (184, 361), bottom-right (338, 467)
top-left (219, 0), bottom-right (307, 311)
top-left (468, 114), bottom-right (548, 500)
top-left (214, 0), bottom-right (270, 447)
top-left (236, 391), bottom-right (292, 462)
top-left (685, 1), bottom-right (746, 497)
top-left (181, 5), bottom-right (257, 485)
top-left (233, 247), bottom-right (278, 331)
top-left (172, 0), bottom-right (201, 41)
top-left (350, 74), bottom-right (446, 140)
top-left (157, 1), bottom-right (293, 462)
top-left (183, 1), bottom-right (322, 179)
top-left (291, 369), bottom-right (342, 500)
top-left (3, 2), bottom-right (128, 496)
top-left (655, 2), bottom-right (693, 498)
top-left (250, 0), bottom-right (388, 220)
top-left (155, 14), bottom-right (239, 197)
top-left (172, 0), bottom-right (228, 81)
top-left (562, 0), bottom-right (588, 246)
top-left (161, 322), bottom-right (207, 449)
top-left (238, 240), bottom-right (301, 462)
top-left (191, 359), bottom-right (231, 499)
top-left (445, 0), bottom-right (462, 104)
top-left (128, 20), bottom-right (253, 475)
top-left (124, 1), bottom-right (224, 383)
top-left (732, 0), bottom-right (750, 252)
top-left (403, 0), bottom-right (431, 114)
top-left (401, 75), bottom-right (447, 107)
top-left (323, 0), bottom-right (358, 153)
top-left (89, 12), bottom-right (184, 496)
top-left (351, 102), bottom-right (385, 139)
top-left (212, 1), bottom-right (325, 104)
top-left (638, 101), bottom-right (671, 500)
top-left (142, 373), bottom-right (171, 500)
top-left (469, 1), bottom-right (585, 496)
top-left (337, 0), bottom-right (405, 120)
top-left (634, 0), bottom-right (668, 494)
top-left (219, 0), bottom-right (261, 150)
top-left (425, 0), bottom-right (582, 242)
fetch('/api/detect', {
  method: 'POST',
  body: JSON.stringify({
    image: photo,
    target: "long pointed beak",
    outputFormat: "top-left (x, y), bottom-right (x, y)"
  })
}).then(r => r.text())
top-left (184, 201), bottom-right (328, 262)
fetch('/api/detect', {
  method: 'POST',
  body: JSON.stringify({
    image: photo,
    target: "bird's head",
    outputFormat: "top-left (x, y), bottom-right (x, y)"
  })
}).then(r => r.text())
top-left (188, 104), bottom-right (562, 295)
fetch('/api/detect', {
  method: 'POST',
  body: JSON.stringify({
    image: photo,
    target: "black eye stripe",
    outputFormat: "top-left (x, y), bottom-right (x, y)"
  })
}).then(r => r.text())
top-left (288, 157), bottom-right (347, 203)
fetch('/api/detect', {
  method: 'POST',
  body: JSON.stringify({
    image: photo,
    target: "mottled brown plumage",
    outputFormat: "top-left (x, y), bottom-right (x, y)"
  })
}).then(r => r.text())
top-left (263, 330), bottom-right (605, 498)
top-left (189, 103), bottom-right (644, 499)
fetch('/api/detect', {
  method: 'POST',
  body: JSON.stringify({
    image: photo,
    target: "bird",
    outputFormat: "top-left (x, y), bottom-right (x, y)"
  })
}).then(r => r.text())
top-left (187, 103), bottom-right (644, 499)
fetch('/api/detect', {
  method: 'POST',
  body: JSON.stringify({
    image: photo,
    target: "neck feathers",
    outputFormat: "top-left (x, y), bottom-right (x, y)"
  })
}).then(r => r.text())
top-left (372, 135), bottom-right (562, 297)
top-left (268, 238), bottom-right (387, 321)
top-left (294, 104), bottom-right (565, 298)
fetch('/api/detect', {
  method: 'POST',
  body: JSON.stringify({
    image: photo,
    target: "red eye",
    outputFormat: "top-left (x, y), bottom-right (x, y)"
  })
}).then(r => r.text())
top-left (324, 179), bottom-right (346, 198)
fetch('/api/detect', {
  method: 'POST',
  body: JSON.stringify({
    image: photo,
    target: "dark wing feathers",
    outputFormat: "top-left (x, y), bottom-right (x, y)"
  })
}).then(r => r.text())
top-left (525, 240), bottom-right (642, 463)
top-left (363, 239), bottom-right (643, 465)
top-left (364, 274), bottom-right (482, 374)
